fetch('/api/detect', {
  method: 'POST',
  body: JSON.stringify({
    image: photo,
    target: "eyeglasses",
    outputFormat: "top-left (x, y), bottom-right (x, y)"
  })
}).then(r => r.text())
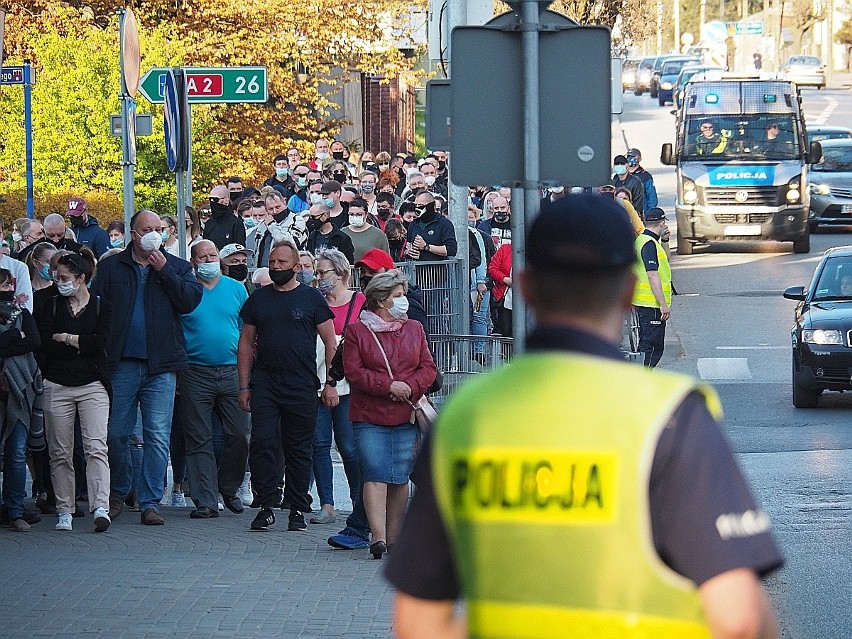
top-left (316, 268), bottom-right (336, 277)
top-left (700, 125), bottom-right (714, 131)
top-left (294, 172), bottom-right (309, 177)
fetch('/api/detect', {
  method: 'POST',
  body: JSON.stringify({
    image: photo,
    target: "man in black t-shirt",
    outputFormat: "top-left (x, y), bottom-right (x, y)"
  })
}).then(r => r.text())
top-left (305, 202), bottom-right (355, 264)
top-left (237, 241), bottom-right (338, 533)
top-left (386, 194), bottom-right (782, 638)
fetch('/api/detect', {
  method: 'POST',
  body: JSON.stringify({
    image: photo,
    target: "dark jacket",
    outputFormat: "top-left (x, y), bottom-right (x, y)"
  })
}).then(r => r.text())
top-left (306, 228), bottom-right (355, 265)
top-left (90, 245), bottom-right (202, 375)
top-left (202, 206), bottom-right (246, 250)
top-left (611, 173), bottom-right (645, 215)
top-left (406, 215), bottom-right (458, 260)
top-left (73, 216), bottom-right (110, 258)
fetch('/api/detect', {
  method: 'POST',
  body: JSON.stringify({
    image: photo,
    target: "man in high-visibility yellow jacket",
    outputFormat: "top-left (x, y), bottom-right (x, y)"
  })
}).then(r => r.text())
top-left (386, 194), bottom-right (782, 639)
top-left (633, 207), bottom-right (671, 367)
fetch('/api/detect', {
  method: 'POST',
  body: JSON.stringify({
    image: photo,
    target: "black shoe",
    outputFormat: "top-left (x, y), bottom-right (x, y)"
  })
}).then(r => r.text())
top-left (36, 494), bottom-right (57, 515)
top-left (250, 507), bottom-right (275, 532)
top-left (287, 510), bottom-right (306, 532)
top-left (222, 495), bottom-right (244, 514)
top-left (369, 540), bottom-right (387, 559)
top-left (72, 506), bottom-right (85, 518)
top-left (190, 506), bottom-right (219, 519)
top-left (249, 495), bottom-right (262, 509)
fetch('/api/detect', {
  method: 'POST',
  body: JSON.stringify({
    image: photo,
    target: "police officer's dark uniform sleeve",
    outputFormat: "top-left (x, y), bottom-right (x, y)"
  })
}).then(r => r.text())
top-left (640, 239), bottom-right (659, 272)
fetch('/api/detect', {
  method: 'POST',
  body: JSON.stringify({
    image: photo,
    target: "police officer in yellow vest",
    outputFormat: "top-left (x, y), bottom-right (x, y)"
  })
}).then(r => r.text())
top-left (633, 207), bottom-right (671, 367)
top-left (386, 194), bottom-right (782, 639)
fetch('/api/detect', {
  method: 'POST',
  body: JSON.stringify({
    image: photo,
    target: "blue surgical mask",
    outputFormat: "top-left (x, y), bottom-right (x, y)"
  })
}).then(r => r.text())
top-left (275, 167), bottom-right (288, 177)
top-left (38, 263), bottom-right (51, 281)
top-left (297, 177), bottom-right (307, 188)
top-left (161, 231), bottom-right (170, 242)
top-left (323, 197), bottom-right (334, 208)
top-left (110, 238), bottom-right (123, 248)
top-left (244, 218), bottom-right (256, 228)
top-left (613, 165), bottom-right (627, 176)
top-left (196, 262), bottom-right (221, 281)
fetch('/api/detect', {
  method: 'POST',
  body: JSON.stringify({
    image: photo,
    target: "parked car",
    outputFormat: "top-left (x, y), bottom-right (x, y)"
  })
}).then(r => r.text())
top-left (633, 56), bottom-right (658, 95)
top-left (783, 246), bottom-right (852, 407)
top-left (674, 65), bottom-right (725, 107)
top-left (807, 125), bottom-right (852, 144)
top-left (648, 55), bottom-right (670, 98)
top-left (783, 55), bottom-right (825, 89)
top-left (621, 58), bottom-right (640, 92)
top-left (808, 139), bottom-right (852, 231)
top-left (656, 56), bottom-right (702, 106)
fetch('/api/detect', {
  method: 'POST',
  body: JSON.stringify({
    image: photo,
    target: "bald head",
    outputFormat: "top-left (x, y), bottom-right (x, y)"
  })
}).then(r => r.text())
top-left (210, 185), bottom-right (230, 206)
top-left (44, 214), bottom-right (67, 243)
top-left (190, 239), bottom-right (217, 261)
top-left (309, 202), bottom-right (331, 218)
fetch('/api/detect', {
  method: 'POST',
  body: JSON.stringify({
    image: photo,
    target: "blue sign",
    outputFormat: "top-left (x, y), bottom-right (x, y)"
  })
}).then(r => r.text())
top-left (708, 165), bottom-right (775, 186)
top-left (163, 70), bottom-right (181, 172)
top-left (0, 66), bottom-right (25, 85)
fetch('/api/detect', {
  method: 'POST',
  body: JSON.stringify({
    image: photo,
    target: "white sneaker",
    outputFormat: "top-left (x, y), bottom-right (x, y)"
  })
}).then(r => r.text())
top-left (238, 472), bottom-right (253, 505)
top-left (171, 491), bottom-right (187, 507)
top-left (55, 513), bottom-right (72, 531)
top-left (93, 507), bottom-right (111, 533)
top-left (217, 498), bottom-right (225, 512)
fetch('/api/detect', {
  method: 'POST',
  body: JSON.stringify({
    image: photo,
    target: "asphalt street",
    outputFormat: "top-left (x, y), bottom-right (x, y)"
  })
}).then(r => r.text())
top-left (617, 81), bottom-right (852, 638)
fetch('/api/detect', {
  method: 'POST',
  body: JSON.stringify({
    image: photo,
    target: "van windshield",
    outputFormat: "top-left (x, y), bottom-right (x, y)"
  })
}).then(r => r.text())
top-left (681, 115), bottom-right (801, 161)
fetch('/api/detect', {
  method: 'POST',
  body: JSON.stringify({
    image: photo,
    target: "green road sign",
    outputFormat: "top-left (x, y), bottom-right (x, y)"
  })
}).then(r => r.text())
top-left (138, 66), bottom-right (268, 104)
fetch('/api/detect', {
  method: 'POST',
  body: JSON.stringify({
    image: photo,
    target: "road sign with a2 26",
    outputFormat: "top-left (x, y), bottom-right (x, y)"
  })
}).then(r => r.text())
top-left (138, 66), bottom-right (268, 104)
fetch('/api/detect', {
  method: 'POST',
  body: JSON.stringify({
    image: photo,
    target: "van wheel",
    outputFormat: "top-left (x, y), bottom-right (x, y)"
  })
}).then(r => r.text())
top-left (634, 88), bottom-right (644, 96)
top-left (676, 232), bottom-right (693, 255)
top-left (792, 233), bottom-right (810, 254)
top-left (658, 96), bottom-right (666, 106)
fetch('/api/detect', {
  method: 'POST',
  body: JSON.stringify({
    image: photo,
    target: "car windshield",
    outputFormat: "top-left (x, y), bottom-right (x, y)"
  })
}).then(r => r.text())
top-left (789, 56), bottom-right (820, 66)
top-left (812, 145), bottom-right (852, 171)
top-left (809, 130), bottom-right (852, 142)
top-left (682, 115), bottom-right (801, 161)
top-left (663, 60), bottom-right (695, 75)
top-left (813, 258), bottom-right (852, 301)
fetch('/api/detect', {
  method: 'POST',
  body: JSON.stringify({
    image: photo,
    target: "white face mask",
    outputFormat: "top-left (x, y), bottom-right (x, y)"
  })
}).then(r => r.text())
top-left (57, 281), bottom-right (79, 297)
top-left (388, 295), bottom-right (409, 319)
top-left (348, 215), bottom-right (366, 228)
top-left (551, 186), bottom-right (565, 194)
top-left (309, 193), bottom-right (323, 205)
top-left (424, 175), bottom-right (436, 187)
top-left (138, 230), bottom-right (163, 252)
top-left (317, 152), bottom-right (329, 160)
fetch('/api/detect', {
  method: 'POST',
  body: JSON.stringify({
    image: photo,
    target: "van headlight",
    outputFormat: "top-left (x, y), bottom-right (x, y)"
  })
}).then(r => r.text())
top-left (661, 81), bottom-right (673, 90)
top-left (683, 179), bottom-right (698, 204)
top-left (786, 177), bottom-right (801, 203)
top-left (802, 329), bottom-right (843, 345)
top-left (810, 183), bottom-right (830, 195)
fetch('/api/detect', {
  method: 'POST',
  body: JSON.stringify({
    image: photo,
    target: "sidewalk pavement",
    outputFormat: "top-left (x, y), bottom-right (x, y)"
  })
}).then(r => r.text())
top-left (0, 504), bottom-right (394, 638)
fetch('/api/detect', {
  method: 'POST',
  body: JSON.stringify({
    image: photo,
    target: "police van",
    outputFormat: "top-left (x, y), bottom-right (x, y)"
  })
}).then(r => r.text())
top-left (661, 79), bottom-right (822, 254)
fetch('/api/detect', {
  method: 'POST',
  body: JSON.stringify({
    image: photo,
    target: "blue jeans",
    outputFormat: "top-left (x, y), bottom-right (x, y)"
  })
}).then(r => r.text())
top-left (470, 283), bottom-right (491, 354)
top-left (312, 395), bottom-right (360, 508)
top-left (107, 360), bottom-right (176, 513)
top-left (1, 420), bottom-right (28, 519)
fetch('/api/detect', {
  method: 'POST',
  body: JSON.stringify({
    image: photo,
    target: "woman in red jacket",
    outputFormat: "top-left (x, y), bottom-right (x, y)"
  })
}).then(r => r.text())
top-left (343, 271), bottom-right (436, 560)
top-left (487, 240), bottom-right (513, 337)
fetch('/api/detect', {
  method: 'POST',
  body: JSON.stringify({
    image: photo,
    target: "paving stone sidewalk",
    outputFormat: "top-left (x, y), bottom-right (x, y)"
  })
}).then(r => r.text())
top-left (0, 505), bottom-right (393, 638)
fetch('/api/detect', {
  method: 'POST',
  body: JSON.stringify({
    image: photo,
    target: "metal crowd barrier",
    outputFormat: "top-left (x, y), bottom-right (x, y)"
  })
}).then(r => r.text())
top-left (428, 334), bottom-right (514, 408)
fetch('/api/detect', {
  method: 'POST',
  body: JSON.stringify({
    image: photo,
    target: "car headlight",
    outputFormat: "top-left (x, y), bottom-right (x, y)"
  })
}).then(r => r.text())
top-left (787, 177), bottom-right (801, 203)
top-left (810, 183), bottom-right (831, 195)
top-left (682, 179), bottom-right (698, 204)
top-left (661, 82), bottom-right (673, 90)
top-left (802, 329), bottom-right (844, 345)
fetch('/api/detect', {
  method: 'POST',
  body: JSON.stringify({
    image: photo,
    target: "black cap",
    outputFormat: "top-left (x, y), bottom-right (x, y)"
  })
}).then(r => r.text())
top-left (613, 154), bottom-right (628, 165)
top-left (626, 148), bottom-right (641, 157)
top-left (528, 194), bottom-right (636, 271)
top-left (644, 207), bottom-right (667, 222)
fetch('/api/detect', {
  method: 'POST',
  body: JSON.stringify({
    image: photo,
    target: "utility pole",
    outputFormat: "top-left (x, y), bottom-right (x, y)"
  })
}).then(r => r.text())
top-left (700, 0), bottom-right (707, 36)
top-left (674, 0), bottom-right (681, 55)
top-left (657, 0), bottom-right (664, 54)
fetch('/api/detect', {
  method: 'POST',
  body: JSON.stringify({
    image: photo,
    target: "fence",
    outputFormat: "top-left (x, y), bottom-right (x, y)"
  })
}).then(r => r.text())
top-left (428, 334), bottom-right (514, 408)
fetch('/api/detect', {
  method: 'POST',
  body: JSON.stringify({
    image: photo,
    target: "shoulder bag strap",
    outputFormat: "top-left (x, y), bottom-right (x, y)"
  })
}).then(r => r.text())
top-left (366, 326), bottom-right (393, 378)
top-left (342, 293), bottom-right (358, 332)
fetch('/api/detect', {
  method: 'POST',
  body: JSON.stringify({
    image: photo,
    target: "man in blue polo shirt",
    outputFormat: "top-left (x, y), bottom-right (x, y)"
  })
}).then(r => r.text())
top-left (178, 239), bottom-right (250, 519)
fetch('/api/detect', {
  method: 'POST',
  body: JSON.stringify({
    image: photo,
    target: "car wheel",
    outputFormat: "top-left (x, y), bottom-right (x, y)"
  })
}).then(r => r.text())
top-left (659, 95), bottom-right (666, 106)
top-left (793, 232), bottom-right (810, 254)
top-left (676, 231), bottom-right (693, 255)
top-left (792, 359), bottom-right (820, 408)
top-left (634, 88), bottom-right (643, 96)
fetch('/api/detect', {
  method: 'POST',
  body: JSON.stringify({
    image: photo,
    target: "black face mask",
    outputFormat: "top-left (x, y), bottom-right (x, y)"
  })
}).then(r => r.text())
top-left (332, 151), bottom-right (345, 161)
top-left (69, 216), bottom-right (86, 228)
top-left (306, 217), bottom-right (325, 233)
top-left (376, 207), bottom-right (393, 220)
top-left (388, 238), bottom-right (404, 251)
top-left (210, 200), bottom-right (231, 217)
top-left (438, 160), bottom-right (446, 172)
top-left (229, 190), bottom-right (243, 202)
top-left (359, 275), bottom-right (373, 291)
top-left (270, 268), bottom-right (295, 286)
top-left (226, 264), bottom-right (248, 282)
top-left (0, 291), bottom-right (14, 302)
top-left (494, 212), bottom-right (510, 223)
top-left (417, 202), bottom-right (437, 222)
top-left (332, 171), bottom-right (347, 183)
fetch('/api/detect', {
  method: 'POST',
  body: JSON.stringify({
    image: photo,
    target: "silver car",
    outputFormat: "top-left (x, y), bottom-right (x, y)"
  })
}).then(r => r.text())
top-left (809, 139), bottom-right (852, 230)
top-left (784, 55), bottom-right (825, 89)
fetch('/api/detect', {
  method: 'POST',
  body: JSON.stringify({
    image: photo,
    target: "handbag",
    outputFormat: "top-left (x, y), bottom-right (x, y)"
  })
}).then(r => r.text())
top-left (327, 294), bottom-right (358, 382)
top-left (367, 327), bottom-right (438, 433)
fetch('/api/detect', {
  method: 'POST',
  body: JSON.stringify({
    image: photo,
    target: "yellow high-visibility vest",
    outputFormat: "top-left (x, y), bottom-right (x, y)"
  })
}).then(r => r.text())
top-left (633, 233), bottom-right (672, 308)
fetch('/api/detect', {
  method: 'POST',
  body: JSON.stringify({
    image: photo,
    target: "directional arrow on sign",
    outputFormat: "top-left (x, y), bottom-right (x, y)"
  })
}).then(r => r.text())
top-left (138, 66), bottom-right (268, 104)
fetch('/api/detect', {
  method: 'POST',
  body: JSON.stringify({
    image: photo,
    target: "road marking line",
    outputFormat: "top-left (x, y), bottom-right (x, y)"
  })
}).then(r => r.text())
top-left (811, 97), bottom-right (838, 125)
top-left (716, 346), bottom-right (787, 350)
top-left (697, 358), bottom-right (753, 380)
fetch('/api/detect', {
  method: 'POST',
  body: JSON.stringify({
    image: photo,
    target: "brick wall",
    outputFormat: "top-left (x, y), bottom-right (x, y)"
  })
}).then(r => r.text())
top-left (362, 75), bottom-right (416, 155)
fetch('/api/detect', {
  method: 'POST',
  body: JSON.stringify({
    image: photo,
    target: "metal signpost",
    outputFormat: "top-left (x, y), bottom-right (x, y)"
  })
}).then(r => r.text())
top-left (119, 9), bottom-right (141, 242)
top-left (1, 63), bottom-right (35, 218)
top-left (162, 68), bottom-right (191, 258)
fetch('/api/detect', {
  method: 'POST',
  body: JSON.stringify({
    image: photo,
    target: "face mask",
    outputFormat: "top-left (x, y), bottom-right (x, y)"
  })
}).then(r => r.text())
top-left (297, 177), bottom-right (307, 189)
top-left (230, 190), bottom-right (244, 201)
top-left (244, 218), bottom-right (256, 228)
top-left (110, 238), bottom-right (123, 248)
top-left (0, 290), bottom-right (14, 302)
top-left (379, 163), bottom-right (390, 171)
top-left (57, 281), bottom-right (79, 297)
top-left (138, 230), bottom-right (162, 252)
top-left (196, 262), bottom-right (220, 281)
top-left (210, 201), bottom-right (231, 216)
top-left (317, 152), bottom-right (329, 161)
top-left (275, 167), bottom-right (288, 177)
top-left (417, 202), bottom-right (437, 221)
top-left (270, 268), bottom-right (295, 286)
top-left (468, 219), bottom-right (478, 228)
top-left (438, 160), bottom-right (446, 171)
top-left (613, 165), bottom-right (627, 176)
top-left (494, 212), bottom-right (510, 223)
top-left (70, 216), bottom-right (86, 228)
top-left (348, 215), bottom-right (366, 228)
top-left (37, 262), bottom-right (51, 281)
top-left (161, 231), bottom-right (170, 243)
top-left (296, 270), bottom-right (315, 285)
top-left (226, 264), bottom-right (248, 282)
top-left (388, 238), bottom-right (404, 250)
top-left (360, 183), bottom-right (374, 194)
top-left (359, 275), bottom-right (373, 291)
top-left (11, 232), bottom-right (21, 243)
top-left (323, 197), bottom-right (335, 208)
top-left (306, 217), bottom-right (324, 232)
top-left (332, 171), bottom-right (347, 183)
top-left (551, 186), bottom-right (565, 194)
top-left (309, 193), bottom-right (322, 205)
top-left (332, 151), bottom-right (344, 161)
top-left (317, 276), bottom-right (337, 296)
top-left (376, 207), bottom-right (392, 220)
top-left (424, 175), bottom-right (436, 187)
top-left (388, 295), bottom-right (409, 319)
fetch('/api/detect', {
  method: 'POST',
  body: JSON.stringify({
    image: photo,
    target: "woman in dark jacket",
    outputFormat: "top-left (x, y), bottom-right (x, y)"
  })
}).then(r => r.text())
top-left (343, 271), bottom-right (436, 559)
top-left (36, 251), bottom-right (114, 533)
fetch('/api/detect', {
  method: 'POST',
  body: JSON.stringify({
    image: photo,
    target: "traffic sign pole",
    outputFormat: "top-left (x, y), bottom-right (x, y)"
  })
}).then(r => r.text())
top-left (23, 61), bottom-right (33, 219)
top-left (119, 9), bottom-right (138, 241)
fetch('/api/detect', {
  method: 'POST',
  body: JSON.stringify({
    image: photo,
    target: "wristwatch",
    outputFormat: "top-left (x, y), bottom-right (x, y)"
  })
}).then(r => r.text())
top-left (325, 379), bottom-right (337, 387)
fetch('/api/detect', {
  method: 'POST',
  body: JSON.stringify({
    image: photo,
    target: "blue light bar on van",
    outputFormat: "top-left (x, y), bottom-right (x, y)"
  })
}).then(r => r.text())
top-left (705, 93), bottom-right (719, 104)
top-left (764, 94), bottom-right (777, 103)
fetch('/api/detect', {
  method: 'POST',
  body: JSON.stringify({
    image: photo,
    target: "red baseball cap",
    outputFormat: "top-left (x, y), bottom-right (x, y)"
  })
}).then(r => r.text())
top-left (66, 197), bottom-right (88, 216)
top-left (355, 248), bottom-right (394, 271)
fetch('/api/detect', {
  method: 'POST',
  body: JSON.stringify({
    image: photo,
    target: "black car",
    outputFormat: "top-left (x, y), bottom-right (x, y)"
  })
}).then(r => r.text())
top-left (784, 246), bottom-right (852, 407)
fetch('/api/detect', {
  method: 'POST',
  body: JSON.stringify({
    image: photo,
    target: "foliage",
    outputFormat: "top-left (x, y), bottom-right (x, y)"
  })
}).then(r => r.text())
top-left (837, 17), bottom-right (852, 71)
